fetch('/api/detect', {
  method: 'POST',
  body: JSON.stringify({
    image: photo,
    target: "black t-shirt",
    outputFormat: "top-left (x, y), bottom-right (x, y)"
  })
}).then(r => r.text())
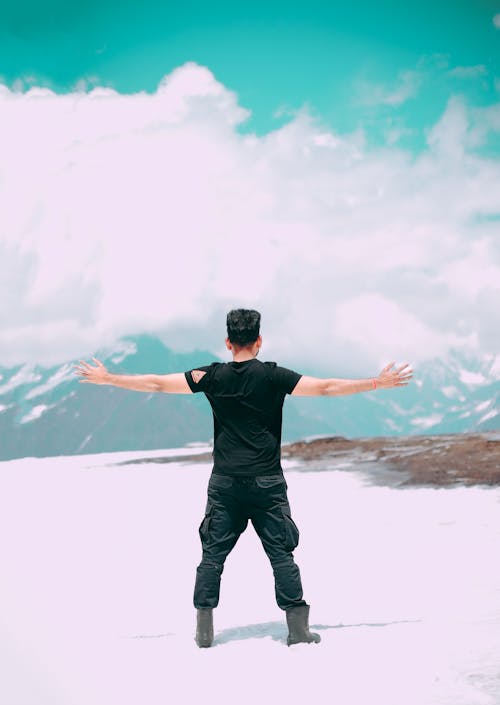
top-left (184, 359), bottom-right (301, 476)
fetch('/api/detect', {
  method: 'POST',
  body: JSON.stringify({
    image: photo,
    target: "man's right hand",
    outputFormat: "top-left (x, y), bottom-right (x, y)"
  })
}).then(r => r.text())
top-left (74, 358), bottom-right (109, 385)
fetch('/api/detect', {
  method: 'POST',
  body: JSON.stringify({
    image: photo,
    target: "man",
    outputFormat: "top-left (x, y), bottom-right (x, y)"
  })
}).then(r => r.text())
top-left (75, 309), bottom-right (413, 648)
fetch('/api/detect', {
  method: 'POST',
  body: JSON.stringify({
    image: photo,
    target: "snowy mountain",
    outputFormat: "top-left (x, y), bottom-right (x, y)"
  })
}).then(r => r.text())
top-left (0, 334), bottom-right (498, 460)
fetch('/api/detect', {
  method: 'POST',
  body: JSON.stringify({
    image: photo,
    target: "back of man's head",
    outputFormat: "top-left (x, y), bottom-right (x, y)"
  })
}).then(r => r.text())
top-left (226, 309), bottom-right (261, 347)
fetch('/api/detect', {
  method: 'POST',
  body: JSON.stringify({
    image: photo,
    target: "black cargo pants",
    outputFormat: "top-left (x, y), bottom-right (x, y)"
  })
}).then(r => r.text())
top-left (193, 472), bottom-right (307, 611)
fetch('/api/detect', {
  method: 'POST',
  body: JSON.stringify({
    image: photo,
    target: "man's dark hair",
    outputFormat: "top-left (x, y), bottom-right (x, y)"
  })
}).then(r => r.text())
top-left (226, 309), bottom-right (261, 347)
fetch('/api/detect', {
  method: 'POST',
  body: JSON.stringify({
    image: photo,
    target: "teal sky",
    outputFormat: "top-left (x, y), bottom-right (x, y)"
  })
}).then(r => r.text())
top-left (1, 0), bottom-right (499, 146)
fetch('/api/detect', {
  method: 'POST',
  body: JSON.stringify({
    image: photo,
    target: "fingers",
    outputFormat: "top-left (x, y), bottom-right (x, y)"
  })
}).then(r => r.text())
top-left (74, 358), bottom-right (103, 373)
top-left (382, 362), bottom-right (413, 372)
top-left (378, 361), bottom-right (414, 388)
top-left (76, 360), bottom-right (97, 372)
top-left (396, 365), bottom-right (413, 385)
top-left (382, 362), bottom-right (413, 377)
top-left (74, 361), bottom-right (97, 380)
top-left (395, 363), bottom-right (413, 386)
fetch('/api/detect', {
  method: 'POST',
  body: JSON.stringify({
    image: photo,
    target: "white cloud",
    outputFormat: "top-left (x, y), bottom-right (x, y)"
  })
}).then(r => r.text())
top-left (428, 95), bottom-right (500, 153)
top-left (384, 128), bottom-right (408, 145)
top-left (448, 65), bottom-right (487, 79)
top-left (493, 13), bottom-right (500, 29)
top-left (333, 294), bottom-right (442, 367)
top-left (0, 63), bottom-right (500, 373)
top-left (427, 96), bottom-right (469, 157)
top-left (356, 70), bottom-right (421, 107)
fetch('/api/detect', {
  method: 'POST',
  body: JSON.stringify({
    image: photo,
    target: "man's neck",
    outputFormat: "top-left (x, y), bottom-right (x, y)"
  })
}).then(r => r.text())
top-left (232, 352), bottom-right (257, 362)
top-left (228, 337), bottom-right (261, 362)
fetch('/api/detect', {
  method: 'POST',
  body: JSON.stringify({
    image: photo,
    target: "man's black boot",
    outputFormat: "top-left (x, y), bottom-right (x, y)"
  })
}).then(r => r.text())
top-left (195, 608), bottom-right (214, 648)
top-left (286, 605), bottom-right (321, 646)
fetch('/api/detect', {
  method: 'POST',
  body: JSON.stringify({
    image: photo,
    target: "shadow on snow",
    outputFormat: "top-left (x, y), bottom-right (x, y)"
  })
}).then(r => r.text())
top-left (122, 618), bottom-right (420, 643)
top-left (213, 618), bottom-right (420, 646)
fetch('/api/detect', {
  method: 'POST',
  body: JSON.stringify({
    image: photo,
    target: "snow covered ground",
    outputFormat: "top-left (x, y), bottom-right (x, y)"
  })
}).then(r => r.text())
top-left (1, 449), bottom-right (500, 705)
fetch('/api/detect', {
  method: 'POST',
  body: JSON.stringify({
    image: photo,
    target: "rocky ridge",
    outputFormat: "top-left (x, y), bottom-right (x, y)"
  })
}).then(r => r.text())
top-left (281, 432), bottom-right (500, 487)
top-left (114, 431), bottom-right (500, 488)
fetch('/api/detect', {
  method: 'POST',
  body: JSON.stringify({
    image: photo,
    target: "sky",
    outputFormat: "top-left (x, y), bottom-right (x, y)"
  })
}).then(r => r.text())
top-left (0, 0), bottom-right (499, 373)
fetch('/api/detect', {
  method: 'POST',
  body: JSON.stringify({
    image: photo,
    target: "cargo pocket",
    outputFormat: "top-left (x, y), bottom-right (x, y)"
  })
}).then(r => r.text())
top-left (208, 474), bottom-right (233, 490)
top-left (198, 501), bottom-right (213, 544)
top-left (280, 504), bottom-right (300, 551)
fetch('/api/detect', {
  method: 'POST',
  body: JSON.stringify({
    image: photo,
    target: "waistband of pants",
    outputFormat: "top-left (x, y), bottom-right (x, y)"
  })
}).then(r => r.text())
top-left (211, 469), bottom-right (284, 478)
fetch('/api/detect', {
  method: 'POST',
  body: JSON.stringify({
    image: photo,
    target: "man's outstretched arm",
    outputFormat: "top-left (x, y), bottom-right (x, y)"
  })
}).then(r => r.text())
top-left (74, 358), bottom-right (193, 394)
top-left (292, 362), bottom-right (413, 397)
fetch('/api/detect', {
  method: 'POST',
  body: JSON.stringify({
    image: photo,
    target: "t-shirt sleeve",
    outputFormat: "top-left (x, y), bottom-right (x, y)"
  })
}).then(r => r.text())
top-left (270, 364), bottom-right (302, 395)
top-left (184, 364), bottom-right (213, 394)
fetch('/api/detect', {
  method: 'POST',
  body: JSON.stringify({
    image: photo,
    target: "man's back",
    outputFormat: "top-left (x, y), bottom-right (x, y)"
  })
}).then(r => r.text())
top-left (184, 359), bottom-right (301, 476)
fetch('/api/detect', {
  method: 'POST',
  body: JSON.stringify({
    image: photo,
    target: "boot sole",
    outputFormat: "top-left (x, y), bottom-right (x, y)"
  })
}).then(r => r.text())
top-left (287, 635), bottom-right (321, 646)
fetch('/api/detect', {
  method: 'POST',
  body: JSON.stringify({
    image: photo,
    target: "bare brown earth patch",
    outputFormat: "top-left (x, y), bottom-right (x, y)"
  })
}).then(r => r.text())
top-left (281, 433), bottom-right (500, 487)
